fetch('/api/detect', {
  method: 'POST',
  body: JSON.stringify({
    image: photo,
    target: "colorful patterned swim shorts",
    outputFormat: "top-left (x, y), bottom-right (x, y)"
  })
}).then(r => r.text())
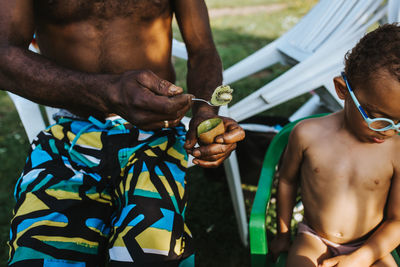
top-left (8, 116), bottom-right (194, 266)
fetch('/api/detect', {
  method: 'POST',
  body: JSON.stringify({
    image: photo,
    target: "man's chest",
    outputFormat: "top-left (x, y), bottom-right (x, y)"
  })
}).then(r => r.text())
top-left (34, 0), bottom-right (171, 22)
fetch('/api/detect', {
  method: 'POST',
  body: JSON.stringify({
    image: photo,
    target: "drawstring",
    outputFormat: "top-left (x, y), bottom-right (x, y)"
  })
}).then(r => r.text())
top-left (68, 124), bottom-right (93, 153)
top-left (69, 116), bottom-right (120, 153)
top-left (88, 116), bottom-right (115, 129)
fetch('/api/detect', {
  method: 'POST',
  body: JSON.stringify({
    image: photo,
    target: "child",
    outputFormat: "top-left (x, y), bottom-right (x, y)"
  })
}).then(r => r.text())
top-left (270, 24), bottom-right (400, 267)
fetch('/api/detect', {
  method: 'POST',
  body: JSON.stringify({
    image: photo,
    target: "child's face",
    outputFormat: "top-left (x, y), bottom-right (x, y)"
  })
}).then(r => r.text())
top-left (341, 69), bottom-right (400, 143)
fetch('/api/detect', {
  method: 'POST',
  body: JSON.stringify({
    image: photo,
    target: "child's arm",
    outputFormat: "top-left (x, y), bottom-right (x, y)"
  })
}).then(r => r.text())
top-left (270, 123), bottom-right (306, 259)
top-left (320, 151), bottom-right (400, 267)
top-left (349, 162), bottom-right (400, 265)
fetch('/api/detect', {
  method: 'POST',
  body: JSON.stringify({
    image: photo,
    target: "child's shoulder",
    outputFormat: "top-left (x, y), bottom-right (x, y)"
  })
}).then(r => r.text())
top-left (292, 114), bottom-right (336, 138)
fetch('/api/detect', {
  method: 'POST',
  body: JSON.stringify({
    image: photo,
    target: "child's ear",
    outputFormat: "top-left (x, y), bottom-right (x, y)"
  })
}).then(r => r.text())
top-left (333, 76), bottom-right (347, 100)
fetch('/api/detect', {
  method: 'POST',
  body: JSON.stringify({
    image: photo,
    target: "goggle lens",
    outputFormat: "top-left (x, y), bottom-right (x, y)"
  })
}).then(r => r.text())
top-left (369, 120), bottom-right (394, 131)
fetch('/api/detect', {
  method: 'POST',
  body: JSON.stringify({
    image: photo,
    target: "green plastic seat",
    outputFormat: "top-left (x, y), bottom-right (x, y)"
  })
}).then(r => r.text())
top-left (249, 114), bottom-right (400, 267)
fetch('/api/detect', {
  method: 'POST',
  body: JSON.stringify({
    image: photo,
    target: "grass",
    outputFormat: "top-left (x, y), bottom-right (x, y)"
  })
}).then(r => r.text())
top-left (0, 91), bottom-right (30, 262)
top-left (0, 0), bottom-right (318, 265)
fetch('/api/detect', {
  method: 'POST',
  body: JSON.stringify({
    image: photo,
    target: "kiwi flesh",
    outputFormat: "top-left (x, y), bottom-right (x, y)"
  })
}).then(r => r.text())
top-left (210, 85), bottom-right (233, 106)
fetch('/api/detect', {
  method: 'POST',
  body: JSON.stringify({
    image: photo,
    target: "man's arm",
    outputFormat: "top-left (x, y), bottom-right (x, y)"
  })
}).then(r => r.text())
top-left (0, 1), bottom-right (114, 116)
top-left (175, 0), bottom-right (245, 167)
top-left (270, 123), bottom-right (305, 259)
top-left (0, 0), bottom-right (192, 129)
top-left (173, 0), bottom-right (222, 115)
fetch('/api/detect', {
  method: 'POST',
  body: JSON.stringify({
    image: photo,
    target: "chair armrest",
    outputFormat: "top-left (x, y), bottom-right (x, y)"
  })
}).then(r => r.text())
top-left (249, 114), bottom-right (328, 267)
top-left (249, 125), bottom-right (293, 266)
top-left (392, 249), bottom-right (400, 266)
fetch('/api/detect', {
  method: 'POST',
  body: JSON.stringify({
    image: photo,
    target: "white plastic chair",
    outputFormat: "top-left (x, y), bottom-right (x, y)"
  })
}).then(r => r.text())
top-left (223, 0), bottom-right (388, 122)
top-left (8, 38), bottom-right (249, 246)
top-left (388, 0), bottom-right (400, 23)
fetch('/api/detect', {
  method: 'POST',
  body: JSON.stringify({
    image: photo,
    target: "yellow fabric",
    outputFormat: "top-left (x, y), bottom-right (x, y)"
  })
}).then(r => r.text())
top-left (167, 147), bottom-right (187, 167)
top-left (15, 193), bottom-right (49, 217)
top-left (135, 227), bottom-right (172, 252)
top-left (50, 125), bottom-right (65, 140)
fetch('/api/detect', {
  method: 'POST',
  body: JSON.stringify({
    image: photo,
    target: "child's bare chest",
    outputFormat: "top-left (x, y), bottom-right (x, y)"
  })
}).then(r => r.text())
top-left (34, 0), bottom-right (171, 23)
top-left (303, 141), bottom-right (394, 191)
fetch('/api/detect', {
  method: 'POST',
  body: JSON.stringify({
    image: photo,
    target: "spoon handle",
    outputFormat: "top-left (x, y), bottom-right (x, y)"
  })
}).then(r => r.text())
top-left (192, 98), bottom-right (216, 106)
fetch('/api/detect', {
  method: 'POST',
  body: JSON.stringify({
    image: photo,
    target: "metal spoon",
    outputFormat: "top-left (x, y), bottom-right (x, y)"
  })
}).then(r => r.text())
top-left (192, 98), bottom-right (218, 106)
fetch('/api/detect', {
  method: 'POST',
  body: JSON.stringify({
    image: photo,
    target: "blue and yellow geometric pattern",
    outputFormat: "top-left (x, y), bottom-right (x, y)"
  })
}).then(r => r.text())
top-left (8, 116), bottom-right (193, 266)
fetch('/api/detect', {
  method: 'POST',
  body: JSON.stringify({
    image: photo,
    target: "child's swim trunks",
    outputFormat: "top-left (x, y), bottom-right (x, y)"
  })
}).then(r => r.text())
top-left (298, 222), bottom-right (365, 256)
top-left (8, 115), bottom-right (193, 266)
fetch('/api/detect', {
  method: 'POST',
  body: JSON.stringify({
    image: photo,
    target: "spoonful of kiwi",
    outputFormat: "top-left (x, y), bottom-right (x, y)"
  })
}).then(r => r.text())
top-left (192, 85), bottom-right (233, 106)
top-left (193, 85), bottom-right (234, 144)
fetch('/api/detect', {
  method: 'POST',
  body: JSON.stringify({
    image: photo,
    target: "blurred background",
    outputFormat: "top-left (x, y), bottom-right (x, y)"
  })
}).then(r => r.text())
top-left (0, 0), bottom-right (319, 265)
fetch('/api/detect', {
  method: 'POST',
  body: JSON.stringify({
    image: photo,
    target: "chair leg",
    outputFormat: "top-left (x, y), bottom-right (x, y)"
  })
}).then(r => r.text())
top-left (218, 106), bottom-right (248, 245)
top-left (223, 150), bottom-right (249, 246)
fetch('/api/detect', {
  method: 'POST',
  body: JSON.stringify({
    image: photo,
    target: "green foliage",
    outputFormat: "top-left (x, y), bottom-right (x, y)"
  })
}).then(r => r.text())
top-left (0, 91), bottom-right (29, 262)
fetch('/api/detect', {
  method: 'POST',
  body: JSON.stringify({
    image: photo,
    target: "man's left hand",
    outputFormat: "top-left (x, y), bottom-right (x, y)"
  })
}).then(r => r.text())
top-left (184, 114), bottom-right (245, 168)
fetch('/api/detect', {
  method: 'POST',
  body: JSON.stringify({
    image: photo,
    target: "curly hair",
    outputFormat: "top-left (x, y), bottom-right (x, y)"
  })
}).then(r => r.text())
top-left (344, 23), bottom-right (400, 88)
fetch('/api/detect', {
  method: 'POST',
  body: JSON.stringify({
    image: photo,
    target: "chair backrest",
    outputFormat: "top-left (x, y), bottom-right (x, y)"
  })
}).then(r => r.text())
top-left (388, 0), bottom-right (400, 23)
top-left (225, 0), bottom-right (387, 123)
top-left (278, 0), bottom-right (386, 62)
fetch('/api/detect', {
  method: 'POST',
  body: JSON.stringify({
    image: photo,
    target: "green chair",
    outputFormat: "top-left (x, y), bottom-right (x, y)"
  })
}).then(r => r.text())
top-left (249, 114), bottom-right (400, 267)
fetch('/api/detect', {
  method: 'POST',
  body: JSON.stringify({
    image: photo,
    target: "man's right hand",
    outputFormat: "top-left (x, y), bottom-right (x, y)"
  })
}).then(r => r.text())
top-left (107, 70), bottom-right (193, 130)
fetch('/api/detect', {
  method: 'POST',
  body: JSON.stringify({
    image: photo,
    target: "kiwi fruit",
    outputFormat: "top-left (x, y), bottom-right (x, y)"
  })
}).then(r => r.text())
top-left (210, 85), bottom-right (233, 106)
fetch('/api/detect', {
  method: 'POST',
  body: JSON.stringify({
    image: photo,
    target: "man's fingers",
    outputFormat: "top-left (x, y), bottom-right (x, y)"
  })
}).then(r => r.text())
top-left (195, 152), bottom-right (227, 162)
top-left (128, 106), bottom-right (188, 124)
top-left (136, 117), bottom-right (183, 131)
top-left (135, 90), bottom-right (193, 116)
top-left (191, 143), bottom-right (236, 158)
top-left (136, 70), bottom-right (183, 96)
top-left (151, 94), bottom-right (193, 115)
top-left (192, 157), bottom-right (226, 168)
top-left (192, 146), bottom-right (228, 161)
top-left (184, 127), bottom-right (198, 151)
top-left (215, 126), bottom-right (245, 144)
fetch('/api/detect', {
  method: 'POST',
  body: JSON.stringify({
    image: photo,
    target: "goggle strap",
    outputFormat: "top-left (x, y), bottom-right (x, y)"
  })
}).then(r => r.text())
top-left (358, 106), bottom-right (368, 119)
